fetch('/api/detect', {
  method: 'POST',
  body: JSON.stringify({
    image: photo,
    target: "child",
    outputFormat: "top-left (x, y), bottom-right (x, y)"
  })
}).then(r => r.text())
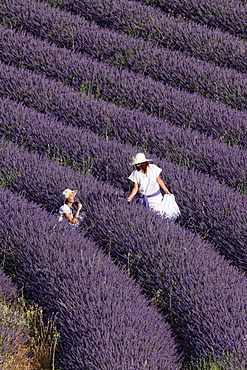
top-left (59, 189), bottom-right (85, 228)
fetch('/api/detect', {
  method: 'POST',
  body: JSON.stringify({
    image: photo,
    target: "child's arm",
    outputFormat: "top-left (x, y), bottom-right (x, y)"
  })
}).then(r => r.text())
top-left (64, 203), bottom-right (82, 224)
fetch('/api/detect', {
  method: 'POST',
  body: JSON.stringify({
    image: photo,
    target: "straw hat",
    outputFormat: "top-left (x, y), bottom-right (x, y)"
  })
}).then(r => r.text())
top-left (62, 188), bottom-right (77, 200)
top-left (129, 153), bottom-right (152, 165)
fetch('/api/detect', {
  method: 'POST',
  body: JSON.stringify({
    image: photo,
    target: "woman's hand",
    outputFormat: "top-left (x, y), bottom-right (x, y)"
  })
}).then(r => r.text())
top-left (127, 182), bottom-right (138, 202)
top-left (157, 176), bottom-right (172, 195)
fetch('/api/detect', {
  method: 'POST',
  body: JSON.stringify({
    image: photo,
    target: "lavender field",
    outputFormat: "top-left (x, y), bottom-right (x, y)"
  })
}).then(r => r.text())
top-left (0, 0), bottom-right (246, 369)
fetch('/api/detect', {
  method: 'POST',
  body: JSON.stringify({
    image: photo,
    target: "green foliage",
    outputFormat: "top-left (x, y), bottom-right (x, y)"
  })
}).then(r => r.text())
top-left (184, 353), bottom-right (237, 370)
top-left (0, 172), bottom-right (15, 187)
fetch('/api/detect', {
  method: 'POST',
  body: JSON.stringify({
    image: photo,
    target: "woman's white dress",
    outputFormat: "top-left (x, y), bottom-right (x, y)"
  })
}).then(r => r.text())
top-left (129, 164), bottom-right (180, 220)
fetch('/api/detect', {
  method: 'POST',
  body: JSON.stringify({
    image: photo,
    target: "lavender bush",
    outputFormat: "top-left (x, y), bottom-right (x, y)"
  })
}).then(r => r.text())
top-left (0, 187), bottom-right (181, 370)
top-left (137, 0), bottom-right (247, 39)
top-left (0, 108), bottom-right (246, 271)
top-left (0, 56), bottom-right (247, 148)
top-left (0, 57), bottom-right (246, 185)
top-left (1, 0), bottom-right (247, 367)
top-left (0, 96), bottom-right (246, 193)
top-left (1, 24), bottom-right (247, 151)
top-left (0, 64), bottom-right (246, 266)
top-left (43, 0), bottom-right (247, 72)
top-left (0, 139), bottom-right (247, 366)
top-left (0, 0), bottom-right (246, 111)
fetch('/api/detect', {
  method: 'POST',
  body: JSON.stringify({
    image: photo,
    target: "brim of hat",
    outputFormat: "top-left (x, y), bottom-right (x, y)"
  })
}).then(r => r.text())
top-left (129, 159), bottom-right (152, 165)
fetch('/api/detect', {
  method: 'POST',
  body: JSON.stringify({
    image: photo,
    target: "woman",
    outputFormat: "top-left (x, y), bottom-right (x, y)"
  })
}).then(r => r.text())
top-left (127, 153), bottom-right (180, 220)
top-left (58, 188), bottom-right (84, 228)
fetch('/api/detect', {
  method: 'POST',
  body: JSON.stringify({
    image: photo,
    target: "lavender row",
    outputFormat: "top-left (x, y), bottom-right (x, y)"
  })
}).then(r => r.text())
top-left (1, 95), bottom-right (247, 272)
top-left (0, 187), bottom-right (180, 370)
top-left (0, 0), bottom-right (247, 111)
top-left (1, 25), bottom-right (247, 152)
top-left (136, 0), bottom-right (247, 40)
top-left (0, 61), bottom-right (246, 264)
top-left (1, 139), bottom-right (247, 366)
top-left (0, 30), bottom-right (246, 190)
top-left (0, 62), bottom-right (247, 192)
top-left (43, 0), bottom-right (247, 73)
top-left (2, 96), bottom-right (247, 193)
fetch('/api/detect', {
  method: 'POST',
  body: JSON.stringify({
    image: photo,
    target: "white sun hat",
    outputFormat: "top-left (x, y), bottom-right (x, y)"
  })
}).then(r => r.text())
top-left (62, 188), bottom-right (77, 200)
top-left (129, 152), bottom-right (152, 165)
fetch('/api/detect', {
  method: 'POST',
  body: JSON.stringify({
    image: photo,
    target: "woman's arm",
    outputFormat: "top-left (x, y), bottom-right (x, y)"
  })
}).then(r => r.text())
top-left (127, 182), bottom-right (139, 202)
top-left (157, 176), bottom-right (171, 195)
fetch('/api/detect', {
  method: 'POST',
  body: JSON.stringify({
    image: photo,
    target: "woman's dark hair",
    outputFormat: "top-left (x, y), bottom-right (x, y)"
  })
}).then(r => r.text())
top-left (136, 162), bottom-right (149, 173)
